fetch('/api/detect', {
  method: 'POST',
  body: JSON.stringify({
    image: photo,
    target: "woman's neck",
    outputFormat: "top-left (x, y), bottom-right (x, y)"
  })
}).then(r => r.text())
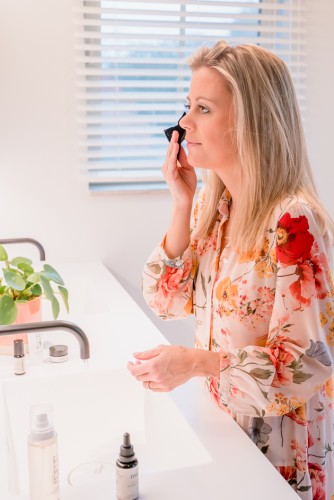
top-left (217, 166), bottom-right (242, 213)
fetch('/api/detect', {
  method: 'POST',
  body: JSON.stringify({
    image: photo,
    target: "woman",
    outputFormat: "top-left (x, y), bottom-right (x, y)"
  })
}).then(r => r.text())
top-left (127, 41), bottom-right (334, 499)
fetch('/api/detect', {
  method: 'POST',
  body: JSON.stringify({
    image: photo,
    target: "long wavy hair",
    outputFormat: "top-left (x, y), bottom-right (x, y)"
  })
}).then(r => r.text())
top-left (189, 40), bottom-right (334, 251)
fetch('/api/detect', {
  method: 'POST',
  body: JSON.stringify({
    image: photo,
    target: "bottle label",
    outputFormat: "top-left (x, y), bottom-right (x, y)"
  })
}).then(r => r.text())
top-left (28, 439), bottom-right (59, 500)
top-left (116, 465), bottom-right (139, 500)
top-left (14, 357), bottom-right (25, 375)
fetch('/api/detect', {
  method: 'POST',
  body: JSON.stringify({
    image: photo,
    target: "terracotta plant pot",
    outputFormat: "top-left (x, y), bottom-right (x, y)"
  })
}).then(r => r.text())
top-left (0, 298), bottom-right (42, 355)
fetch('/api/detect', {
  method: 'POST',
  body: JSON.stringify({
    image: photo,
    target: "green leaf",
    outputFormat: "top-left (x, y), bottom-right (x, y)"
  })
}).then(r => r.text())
top-left (3, 269), bottom-right (26, 291)
top-left (27, 272), bottom-right (40, 284)
top-left (289, 359), bottom-right (302, 370)
top-left (40, 275), bottom-right (55, 301)
top-left (260, 389), bottom-right (269, 400)
top-left (257, 352), bottom-right (272, 365)
top-left (297, 486), bottom-right (312, 492)
top-left (16, 289), bottom-right (32, 300)
top-left (250, 368), bottom-right (272, 380)
top-left (250, 405), bottom-right (262, 418)
top-left (257, 352), bottom-right (271, 360)
top-left (30, 284), bottom-right (42, 296)
top-left (293, 370), bottom-right (313, 384)
top-left (0, 285), bottom-right (6, 294)
top-left (0, 295), bottom-right (17, 325)
top-left (238, 350), bottom-right (248, 363)
top-left (58, 286), bottom-right (69, 313)
top-left (43, 264), bottom-right (64, 285)
top-left (10, 256), bottom-right (32, 267)
top-left (51, 296), bottom-right (60, 319)
top-left (17, 263), bottom-right (34, 274)
top-left (0, 245), bottom-right (8, 261)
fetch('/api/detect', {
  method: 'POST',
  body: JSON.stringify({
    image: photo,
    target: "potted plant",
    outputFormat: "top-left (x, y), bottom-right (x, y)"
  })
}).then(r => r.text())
top-left (0, 244), bottom-right (69, 325)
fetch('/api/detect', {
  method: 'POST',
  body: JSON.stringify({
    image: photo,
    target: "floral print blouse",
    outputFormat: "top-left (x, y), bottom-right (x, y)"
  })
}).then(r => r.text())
top-left (142, 188), bottom-right (334, 499)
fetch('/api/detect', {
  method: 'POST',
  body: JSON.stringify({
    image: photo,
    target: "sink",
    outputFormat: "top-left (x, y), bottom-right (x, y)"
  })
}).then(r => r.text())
top-left (3, 367), bottom-right (211, 496)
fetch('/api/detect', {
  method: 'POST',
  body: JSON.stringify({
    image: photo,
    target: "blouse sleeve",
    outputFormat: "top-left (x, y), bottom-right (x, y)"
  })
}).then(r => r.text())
top-left (217, 202), bottom-right (334, 417)
top-left (141, 189), bottom-right (204, 320)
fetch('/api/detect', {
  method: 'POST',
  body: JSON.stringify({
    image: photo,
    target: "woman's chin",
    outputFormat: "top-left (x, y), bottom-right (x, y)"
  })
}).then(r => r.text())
top-left (186, 153), bottom-right (210, 170)
top-left (186, 150), bottom-right (204, 165)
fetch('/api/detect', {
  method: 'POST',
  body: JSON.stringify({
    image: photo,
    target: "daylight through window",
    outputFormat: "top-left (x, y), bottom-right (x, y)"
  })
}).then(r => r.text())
top-left (74, 1), bottom-right (306, 192)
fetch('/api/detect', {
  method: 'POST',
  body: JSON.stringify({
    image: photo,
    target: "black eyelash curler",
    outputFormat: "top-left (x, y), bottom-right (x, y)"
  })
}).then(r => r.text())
top-left (164, 112), bottom-right (186, 158)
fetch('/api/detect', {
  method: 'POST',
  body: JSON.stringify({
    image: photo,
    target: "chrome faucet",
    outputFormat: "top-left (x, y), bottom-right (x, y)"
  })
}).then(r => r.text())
top-left (0, 238), bottom-right (46, 261)
top-left (0, 320), bottom-right (90, 359)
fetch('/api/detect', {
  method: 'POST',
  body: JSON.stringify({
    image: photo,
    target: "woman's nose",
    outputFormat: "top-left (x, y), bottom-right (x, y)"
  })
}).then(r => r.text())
top-left (179, 112), bottom-right (191, 130)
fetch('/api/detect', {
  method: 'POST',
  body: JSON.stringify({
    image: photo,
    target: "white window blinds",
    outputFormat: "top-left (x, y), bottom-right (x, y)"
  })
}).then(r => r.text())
top-left (74, 0), bottom-right (306, 193)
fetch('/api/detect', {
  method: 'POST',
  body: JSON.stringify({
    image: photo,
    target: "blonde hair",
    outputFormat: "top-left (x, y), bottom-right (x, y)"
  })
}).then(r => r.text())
top-left (189, 40), bottom-right (334, 251)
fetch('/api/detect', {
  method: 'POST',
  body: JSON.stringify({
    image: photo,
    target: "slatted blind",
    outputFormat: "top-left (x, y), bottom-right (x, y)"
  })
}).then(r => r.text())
top-left (74, 0), bottom-right (306, 192)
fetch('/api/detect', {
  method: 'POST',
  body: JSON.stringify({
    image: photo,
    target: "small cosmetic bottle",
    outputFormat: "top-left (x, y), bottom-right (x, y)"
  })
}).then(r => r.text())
top-left (28, 404), bottom-right (60, 500)
top-left (14, 339), bottom-right (25, 375)
top-left (116, 432), bottom-right (139, 500)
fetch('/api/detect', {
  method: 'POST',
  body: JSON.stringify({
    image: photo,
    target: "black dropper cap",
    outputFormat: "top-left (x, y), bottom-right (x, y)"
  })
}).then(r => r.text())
top-left (14, 339), bottom-right (24, 357)
top-left (118, 432), bottom-right (136, 464)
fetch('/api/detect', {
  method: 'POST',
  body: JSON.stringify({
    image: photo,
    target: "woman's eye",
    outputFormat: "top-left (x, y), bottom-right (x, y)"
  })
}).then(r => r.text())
top-left (183, 103), bottom-right (209, 113)
top-left (199, 105), bottom-right (209, 114)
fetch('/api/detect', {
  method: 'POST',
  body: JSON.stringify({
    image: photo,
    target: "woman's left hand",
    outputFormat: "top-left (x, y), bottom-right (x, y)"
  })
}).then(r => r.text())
top-left (127, 344), bottom-right (220, 392)
top-left (127, 344), bottom-right (198, 392)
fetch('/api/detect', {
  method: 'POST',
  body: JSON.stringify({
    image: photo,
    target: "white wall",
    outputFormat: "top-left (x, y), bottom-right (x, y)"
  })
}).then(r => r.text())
top-left (305, 0), bottom-right (334, 213)
top-left (0, 0), bottom-right (333, 345)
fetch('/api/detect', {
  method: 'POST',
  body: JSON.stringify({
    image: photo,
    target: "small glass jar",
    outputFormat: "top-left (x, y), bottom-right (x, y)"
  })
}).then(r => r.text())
top-left (49, 345), bottom-right (68, 363)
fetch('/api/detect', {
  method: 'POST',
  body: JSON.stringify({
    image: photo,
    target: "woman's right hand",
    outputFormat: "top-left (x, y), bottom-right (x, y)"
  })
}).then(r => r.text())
top-left (162, 130), bottom-right (197, 207)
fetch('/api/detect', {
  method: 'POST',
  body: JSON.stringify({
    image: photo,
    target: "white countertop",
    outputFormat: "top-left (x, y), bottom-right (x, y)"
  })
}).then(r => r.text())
top-left (0, 261), bottom-right (299, 499)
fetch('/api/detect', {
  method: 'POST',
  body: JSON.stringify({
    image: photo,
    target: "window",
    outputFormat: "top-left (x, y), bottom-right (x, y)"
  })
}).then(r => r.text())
top-left (74, 1), bottom-right (306, 192)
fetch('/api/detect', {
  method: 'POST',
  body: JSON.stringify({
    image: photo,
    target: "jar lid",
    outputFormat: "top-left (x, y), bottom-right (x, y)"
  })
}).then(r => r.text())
top-left (49, 344), bottom-right (68, 357)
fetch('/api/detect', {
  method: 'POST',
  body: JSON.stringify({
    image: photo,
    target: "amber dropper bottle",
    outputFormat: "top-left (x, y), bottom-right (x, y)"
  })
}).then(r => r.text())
top-left (116, 432), bottom-right (139, 500)
top-left (14, 338), bottom-right (25, 375)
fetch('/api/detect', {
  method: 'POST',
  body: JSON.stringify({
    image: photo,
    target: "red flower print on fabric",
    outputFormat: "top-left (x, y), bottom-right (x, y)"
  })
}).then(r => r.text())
top-left (276, 465), bottom-right (296, 483)
top-left (286, 404), bottom-right (307, 426)
top-left (153, 261), bottom-right (192, 314)
top-left (269, 335), bottom-right (295, 387)
top-left (289, 243), bottom-right (328, 306)
top-left (160, 267), bottom-right (183, 292)
top-left (309, 463), bottom-right (326, 500)
top-left (276, 213), bottom-right (314, 266)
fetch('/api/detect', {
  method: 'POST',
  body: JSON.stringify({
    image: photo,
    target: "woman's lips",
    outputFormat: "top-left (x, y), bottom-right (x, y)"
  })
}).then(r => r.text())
top-left (186, 141), bottom-right (201, 147)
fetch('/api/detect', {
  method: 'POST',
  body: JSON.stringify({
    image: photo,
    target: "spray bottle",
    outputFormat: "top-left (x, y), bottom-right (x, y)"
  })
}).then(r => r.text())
top-left (28, 404), bottom-right (59, 500)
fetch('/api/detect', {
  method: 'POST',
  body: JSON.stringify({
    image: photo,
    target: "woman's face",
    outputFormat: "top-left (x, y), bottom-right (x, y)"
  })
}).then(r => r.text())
top-left (179, 66), bottom-right (240, 176)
